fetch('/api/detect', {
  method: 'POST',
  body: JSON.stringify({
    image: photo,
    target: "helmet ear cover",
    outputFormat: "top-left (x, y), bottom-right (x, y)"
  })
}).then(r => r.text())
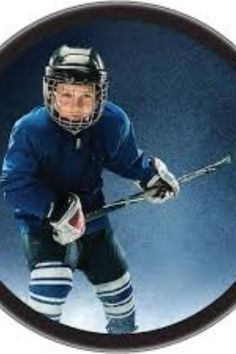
top-left (43, 46), bottom-right (109, 135)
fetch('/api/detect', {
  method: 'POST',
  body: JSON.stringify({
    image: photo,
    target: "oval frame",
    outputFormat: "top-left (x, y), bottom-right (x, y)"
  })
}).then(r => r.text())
top-left (0, 1), bottom-right (235, 351)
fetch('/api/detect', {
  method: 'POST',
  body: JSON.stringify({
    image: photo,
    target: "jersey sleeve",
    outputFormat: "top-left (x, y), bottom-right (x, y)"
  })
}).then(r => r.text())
top-left (103, 108), bottom-right (156, 184)
top-left (0, 123), bottom-right (57, 219)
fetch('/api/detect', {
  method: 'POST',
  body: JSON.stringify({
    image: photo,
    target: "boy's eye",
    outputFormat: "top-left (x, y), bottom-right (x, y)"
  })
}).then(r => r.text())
top-left (84, 93), bottom-right (93, 98)
top-left (61, 93), bottom-right (73, 98)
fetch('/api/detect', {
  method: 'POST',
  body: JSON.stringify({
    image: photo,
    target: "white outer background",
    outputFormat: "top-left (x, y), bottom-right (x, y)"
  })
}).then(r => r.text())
top-left (0, 0), bottom-right (235, 353)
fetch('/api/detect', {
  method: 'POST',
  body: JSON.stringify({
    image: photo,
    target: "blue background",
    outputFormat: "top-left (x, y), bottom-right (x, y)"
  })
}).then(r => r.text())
top-left (0, 20), bottom-right (236, 332)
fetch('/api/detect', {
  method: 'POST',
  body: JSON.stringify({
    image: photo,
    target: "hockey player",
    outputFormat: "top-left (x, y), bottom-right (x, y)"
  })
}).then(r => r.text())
top-left (0, 46), bottom-right (180, 334)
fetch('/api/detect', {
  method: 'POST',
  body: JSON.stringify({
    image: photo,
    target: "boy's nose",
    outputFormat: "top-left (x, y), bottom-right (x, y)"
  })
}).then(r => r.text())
top-left (74, 96), bottom-right (84, 108)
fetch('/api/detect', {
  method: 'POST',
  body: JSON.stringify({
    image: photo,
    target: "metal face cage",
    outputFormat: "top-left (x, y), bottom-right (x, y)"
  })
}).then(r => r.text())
top-left (43, 76), bottom-right (108, 135)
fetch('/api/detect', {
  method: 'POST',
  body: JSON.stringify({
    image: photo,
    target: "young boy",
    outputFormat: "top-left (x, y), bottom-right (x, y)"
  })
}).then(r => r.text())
top-left (0, 45), bottom-right (179, 334)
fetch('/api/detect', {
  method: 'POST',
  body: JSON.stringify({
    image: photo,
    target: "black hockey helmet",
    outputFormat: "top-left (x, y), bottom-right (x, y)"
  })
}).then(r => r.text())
top-left (43, 45), bottom-right (108, 134)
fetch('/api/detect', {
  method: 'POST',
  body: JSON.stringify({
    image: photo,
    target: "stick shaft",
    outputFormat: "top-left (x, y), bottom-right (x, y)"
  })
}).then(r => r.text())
top-left (85, 155), bottom-right (231, 223)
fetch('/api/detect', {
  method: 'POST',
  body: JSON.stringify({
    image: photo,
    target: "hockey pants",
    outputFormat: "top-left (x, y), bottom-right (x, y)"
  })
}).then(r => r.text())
top-left (22, 223), bottom-right (136, 334)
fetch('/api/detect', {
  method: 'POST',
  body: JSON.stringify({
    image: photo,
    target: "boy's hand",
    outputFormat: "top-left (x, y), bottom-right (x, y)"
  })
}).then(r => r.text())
top-left (144, 158), bottom-right (180, 203)
top-left (47, 192), bottom-right (86, 245)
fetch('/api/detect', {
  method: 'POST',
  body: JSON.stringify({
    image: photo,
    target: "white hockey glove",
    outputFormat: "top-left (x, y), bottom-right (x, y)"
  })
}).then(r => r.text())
top-left (142, 158), bottom-right (180, 203)
top-left (47, 192), bottom-right (86, 245)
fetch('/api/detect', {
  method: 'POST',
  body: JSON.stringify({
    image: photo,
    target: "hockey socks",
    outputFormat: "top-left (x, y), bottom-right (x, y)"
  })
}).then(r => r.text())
top-left (29, 261), bottom-right (73, 322)
top-left (94, 271), bottom-right (137, 334)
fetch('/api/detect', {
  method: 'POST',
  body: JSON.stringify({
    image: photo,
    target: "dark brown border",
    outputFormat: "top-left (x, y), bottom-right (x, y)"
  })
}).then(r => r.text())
top-left (1, 280), bottom-right (236, 351)
top-left (1, 1), bottom-right (236, 72)
top-left (0, 1), bottom-right (236, 351)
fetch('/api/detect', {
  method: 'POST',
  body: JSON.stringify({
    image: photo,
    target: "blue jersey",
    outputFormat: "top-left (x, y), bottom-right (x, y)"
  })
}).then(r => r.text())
top-left (0, 101), bottom-right (155, 235)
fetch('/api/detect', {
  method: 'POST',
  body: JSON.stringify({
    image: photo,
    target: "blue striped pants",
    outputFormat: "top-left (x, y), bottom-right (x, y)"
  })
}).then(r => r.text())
top-left (26, 227), bottom-right (137, 334)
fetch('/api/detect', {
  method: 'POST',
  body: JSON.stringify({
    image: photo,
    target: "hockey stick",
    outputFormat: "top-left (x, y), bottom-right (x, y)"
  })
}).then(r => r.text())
top-left (85, 155), bottom-right (232, 223)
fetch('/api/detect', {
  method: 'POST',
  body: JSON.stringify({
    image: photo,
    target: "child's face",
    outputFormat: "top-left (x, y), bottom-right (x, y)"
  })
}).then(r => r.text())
top-left (53, 83), bottom-right (96, 121)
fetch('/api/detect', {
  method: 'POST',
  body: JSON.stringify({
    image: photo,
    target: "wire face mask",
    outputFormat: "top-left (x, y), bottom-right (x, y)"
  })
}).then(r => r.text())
top-left (0, 2), bottom-right (236, 353)
top-left (52, 82), bottom-right (97, 134)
